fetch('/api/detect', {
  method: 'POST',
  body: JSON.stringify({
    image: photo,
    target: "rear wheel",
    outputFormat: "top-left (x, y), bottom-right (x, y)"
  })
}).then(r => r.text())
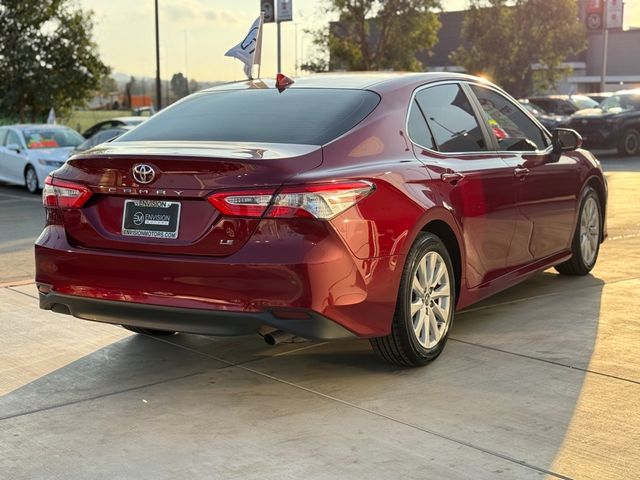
top-left (25, 166), bottom-right (39, 194)
top-left (617, 128), bottom-right (640, 156)
top-left (122, 325), bottom-right (177, 336)
top-left (370, 232), bottom-right (455, 367)
top-left (555, 186), bottom-right (602, 275)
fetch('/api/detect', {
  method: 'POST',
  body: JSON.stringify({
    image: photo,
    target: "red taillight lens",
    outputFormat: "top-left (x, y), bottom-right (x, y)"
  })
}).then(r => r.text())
top-left (207, 181), bottom-right (374, 220)
top-left (42, 176), bottom-right (92, 209)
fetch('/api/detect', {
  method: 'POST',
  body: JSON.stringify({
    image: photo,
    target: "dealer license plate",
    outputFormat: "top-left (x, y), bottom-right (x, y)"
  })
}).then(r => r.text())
top-left (121, 199), bottom-right (181, 239)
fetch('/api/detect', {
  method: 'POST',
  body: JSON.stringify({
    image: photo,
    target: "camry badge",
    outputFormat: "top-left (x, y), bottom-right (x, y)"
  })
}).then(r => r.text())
top-left (132, 164), bottom-right (156, 184)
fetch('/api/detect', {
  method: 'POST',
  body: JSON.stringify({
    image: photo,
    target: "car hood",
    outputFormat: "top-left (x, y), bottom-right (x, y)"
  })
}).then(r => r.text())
top-left (570, 108), bottom-right (616, 119)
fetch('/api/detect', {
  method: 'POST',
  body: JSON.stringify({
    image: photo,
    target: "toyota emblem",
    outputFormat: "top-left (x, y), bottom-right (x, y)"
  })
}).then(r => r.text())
top-left (132, 164), bottom-right (156, 184)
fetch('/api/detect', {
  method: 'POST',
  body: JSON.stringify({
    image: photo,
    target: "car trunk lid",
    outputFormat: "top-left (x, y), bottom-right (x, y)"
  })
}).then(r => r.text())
top-left (54, 141), bottom-right (323, 256)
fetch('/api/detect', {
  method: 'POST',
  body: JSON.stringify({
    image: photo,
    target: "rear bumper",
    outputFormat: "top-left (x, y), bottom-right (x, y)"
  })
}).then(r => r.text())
top-left (35, 222), bottom-right (402, 338)
top-left (39, 291), bottom-right (355, 339)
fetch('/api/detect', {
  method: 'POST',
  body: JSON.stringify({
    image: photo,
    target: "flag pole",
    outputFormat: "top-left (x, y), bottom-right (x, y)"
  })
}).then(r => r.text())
top-left (257, 13), bottom-right (264, 79)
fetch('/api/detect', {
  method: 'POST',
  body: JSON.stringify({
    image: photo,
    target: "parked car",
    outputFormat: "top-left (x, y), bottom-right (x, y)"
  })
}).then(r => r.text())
top-left (36, 73), bottom-right (607, 367)
top-left (566, 89), bottom-right (640, 156)
top-left (518, 99), bottom-right (567, 130)
top-left (81, 116), bottom-right (146, 139)
top-left (0, 124), bottom-right (84, 193)
top-left (585, 92), bottom-right (613, 105)
top-left (75, 127), bottom-right (132, 153)
top-left (527, 95), bottom-right (599, 116)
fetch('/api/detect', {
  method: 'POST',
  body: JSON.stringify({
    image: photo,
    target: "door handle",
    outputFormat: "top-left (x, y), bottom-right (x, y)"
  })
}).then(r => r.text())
top-left (514, 166), bottom-right (530, 177)
top-left (440, 172), bottom-right (465, 185)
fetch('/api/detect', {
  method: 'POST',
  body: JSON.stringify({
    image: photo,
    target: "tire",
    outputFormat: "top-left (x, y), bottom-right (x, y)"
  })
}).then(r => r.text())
top-left (617, 128), bottom-right (640, 157)
top-left (25, 165), bottom-right (39, 194)
top-left (370, 232), bottom-right (455, 367)
top-left (122, 325), bottom-right (176, 336)
top-left (555, 186), bottom-right (602, 276)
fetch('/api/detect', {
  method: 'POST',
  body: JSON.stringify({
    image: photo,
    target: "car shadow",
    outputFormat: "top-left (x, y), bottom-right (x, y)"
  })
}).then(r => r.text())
top-left (0, 270), bottom-right (614, 477)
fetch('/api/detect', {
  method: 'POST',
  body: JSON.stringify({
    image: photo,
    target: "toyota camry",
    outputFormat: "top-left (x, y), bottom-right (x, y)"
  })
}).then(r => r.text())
top-left (35, 73), bottom-right (607, 366)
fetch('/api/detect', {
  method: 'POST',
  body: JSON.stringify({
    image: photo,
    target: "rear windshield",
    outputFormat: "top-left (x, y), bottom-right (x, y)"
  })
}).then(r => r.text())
top-left (117, 88), bottom-right (380, 146)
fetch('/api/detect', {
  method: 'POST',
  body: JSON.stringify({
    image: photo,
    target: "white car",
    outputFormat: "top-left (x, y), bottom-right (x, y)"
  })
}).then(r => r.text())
top-left (0, 124), bottom-right (84, 193)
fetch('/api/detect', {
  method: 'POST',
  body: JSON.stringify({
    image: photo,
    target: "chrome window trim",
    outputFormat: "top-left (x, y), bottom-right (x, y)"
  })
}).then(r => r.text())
top-left (405, 79), bottom-right (554, 157)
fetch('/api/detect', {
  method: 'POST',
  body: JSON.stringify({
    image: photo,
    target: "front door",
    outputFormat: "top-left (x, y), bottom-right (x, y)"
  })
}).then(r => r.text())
top-left (468, 84), bottom-right (579, 266)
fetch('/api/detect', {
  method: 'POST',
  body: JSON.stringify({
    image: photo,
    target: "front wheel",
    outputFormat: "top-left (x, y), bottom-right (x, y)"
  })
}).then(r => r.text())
top-left (617, 128), bottom-right (640, 157)
top-left (25, 165), bottom-right (39, 194)
top-left (370, 232), bottom-right (455, 367)
top-left (555, 186), bottom-right (602, 275)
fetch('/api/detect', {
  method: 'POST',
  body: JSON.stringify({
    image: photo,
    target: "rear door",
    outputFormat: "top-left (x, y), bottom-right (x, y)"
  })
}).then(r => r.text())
top-left (468, 84), bottom-right (579, 265)
top-left (409, 82), bottom-right (518, 288)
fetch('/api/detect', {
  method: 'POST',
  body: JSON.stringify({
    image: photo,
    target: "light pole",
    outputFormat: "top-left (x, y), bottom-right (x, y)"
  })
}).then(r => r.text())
top-left (600, 8), bottom-right (609, 93)
top-left (155, 0), bottom-right (162, 110)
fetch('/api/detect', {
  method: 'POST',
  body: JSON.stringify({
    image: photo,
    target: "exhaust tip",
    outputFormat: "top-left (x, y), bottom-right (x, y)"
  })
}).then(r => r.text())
top-left (263, 333), bottom-right (278, 346)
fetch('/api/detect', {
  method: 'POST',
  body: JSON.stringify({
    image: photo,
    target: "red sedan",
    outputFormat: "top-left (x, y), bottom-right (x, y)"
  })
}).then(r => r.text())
top-left (36, 73), bottom-right (607, 366)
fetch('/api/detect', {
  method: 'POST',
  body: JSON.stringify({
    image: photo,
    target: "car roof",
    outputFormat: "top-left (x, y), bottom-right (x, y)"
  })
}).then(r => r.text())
top-left (1, 124), bottom-right (72, 130)
top-left (614, 88), bottom-right (640, 95)
top-left (202, 72), bottom-right (492, 94)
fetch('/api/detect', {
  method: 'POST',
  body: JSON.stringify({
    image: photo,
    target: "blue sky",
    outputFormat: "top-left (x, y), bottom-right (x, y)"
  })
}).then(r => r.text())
top-left (80, 0), bottom-right (639, 83)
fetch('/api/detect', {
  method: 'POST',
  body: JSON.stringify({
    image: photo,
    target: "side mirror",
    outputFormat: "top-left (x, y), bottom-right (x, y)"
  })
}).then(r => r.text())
top-left (6, 143), bottom-right (22, 154)
top-left (552, 128), bottom-right (582, 153)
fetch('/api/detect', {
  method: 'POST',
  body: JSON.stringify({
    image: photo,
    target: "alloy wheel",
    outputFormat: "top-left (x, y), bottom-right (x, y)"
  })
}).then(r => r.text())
top-left (25, 167), bottom-right (38, 193)
top-left (409, 251), bottom-right (452, 349)
top-left (580, 196), bottom-right (600, 266)
top-left (625, 130), bottom-right (639, 155)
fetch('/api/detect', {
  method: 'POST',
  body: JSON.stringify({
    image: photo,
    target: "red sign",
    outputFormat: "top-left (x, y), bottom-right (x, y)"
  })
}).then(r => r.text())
top-left (587, 0), bottom-right (603, 14)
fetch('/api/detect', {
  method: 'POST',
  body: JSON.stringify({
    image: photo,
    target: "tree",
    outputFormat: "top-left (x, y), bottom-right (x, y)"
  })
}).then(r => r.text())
top-left (189, 79), bottom-right (201, 93)
top-left (0, 0), bottom-right (109, 122)
top-left (170, 73), bottom-right (189, 99)
top-left (303, 0), bottom-right (441, 73)
top-left (451, 0), bottom-right (586, 97)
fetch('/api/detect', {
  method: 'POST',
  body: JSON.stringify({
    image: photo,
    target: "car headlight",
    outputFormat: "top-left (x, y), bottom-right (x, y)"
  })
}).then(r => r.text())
top-left (38, 159), bottom-right (64, 167)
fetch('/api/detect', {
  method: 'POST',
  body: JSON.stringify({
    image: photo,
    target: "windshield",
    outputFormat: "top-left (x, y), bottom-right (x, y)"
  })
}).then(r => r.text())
top-left (118, 88), bottom-right (380, 146)
top-left (24, 128), bottom-right (84, 149)
top-left (570, 95), bottom-right (599, 110)
top-left (601, 93), bottom-right (640, 112)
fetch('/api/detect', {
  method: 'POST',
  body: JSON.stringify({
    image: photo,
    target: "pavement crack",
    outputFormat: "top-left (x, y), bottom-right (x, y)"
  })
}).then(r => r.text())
top-left (449, 338), bottom-right (640, 386)
top-left (0, 371), bottom-right (204, 422)
top-left (7, 286), bottom-right (38, 300)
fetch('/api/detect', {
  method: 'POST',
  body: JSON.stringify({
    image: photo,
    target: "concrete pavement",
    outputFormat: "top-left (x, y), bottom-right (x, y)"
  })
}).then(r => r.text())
top-left (1, 152), bottom-right (639, 479)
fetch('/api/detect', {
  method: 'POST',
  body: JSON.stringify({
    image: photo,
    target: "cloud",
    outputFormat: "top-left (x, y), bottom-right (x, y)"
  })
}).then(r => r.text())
top-left (161, 0), bottom-right (240, 26)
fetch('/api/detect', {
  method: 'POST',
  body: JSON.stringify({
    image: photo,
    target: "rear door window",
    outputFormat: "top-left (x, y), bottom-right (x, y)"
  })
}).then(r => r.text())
top-left (470, 85), bottom-right (549, 152)
top-left (118, 88), bottom-right (380, 146)
top-left (407, 99), bottom-right (436, 150)
top-left (413, 84), bottom-right (488, 153)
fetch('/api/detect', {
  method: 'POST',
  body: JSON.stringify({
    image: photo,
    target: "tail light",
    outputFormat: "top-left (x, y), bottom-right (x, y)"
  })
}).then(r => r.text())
top-left (208, 181), bottom-right (374, 220)
top-left (43, 176), bottom-right (92, 209)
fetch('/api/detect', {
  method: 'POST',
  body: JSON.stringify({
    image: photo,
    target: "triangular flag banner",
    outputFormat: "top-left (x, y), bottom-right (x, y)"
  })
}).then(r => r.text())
top-left (225, 15), bottom-right (263, 79)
